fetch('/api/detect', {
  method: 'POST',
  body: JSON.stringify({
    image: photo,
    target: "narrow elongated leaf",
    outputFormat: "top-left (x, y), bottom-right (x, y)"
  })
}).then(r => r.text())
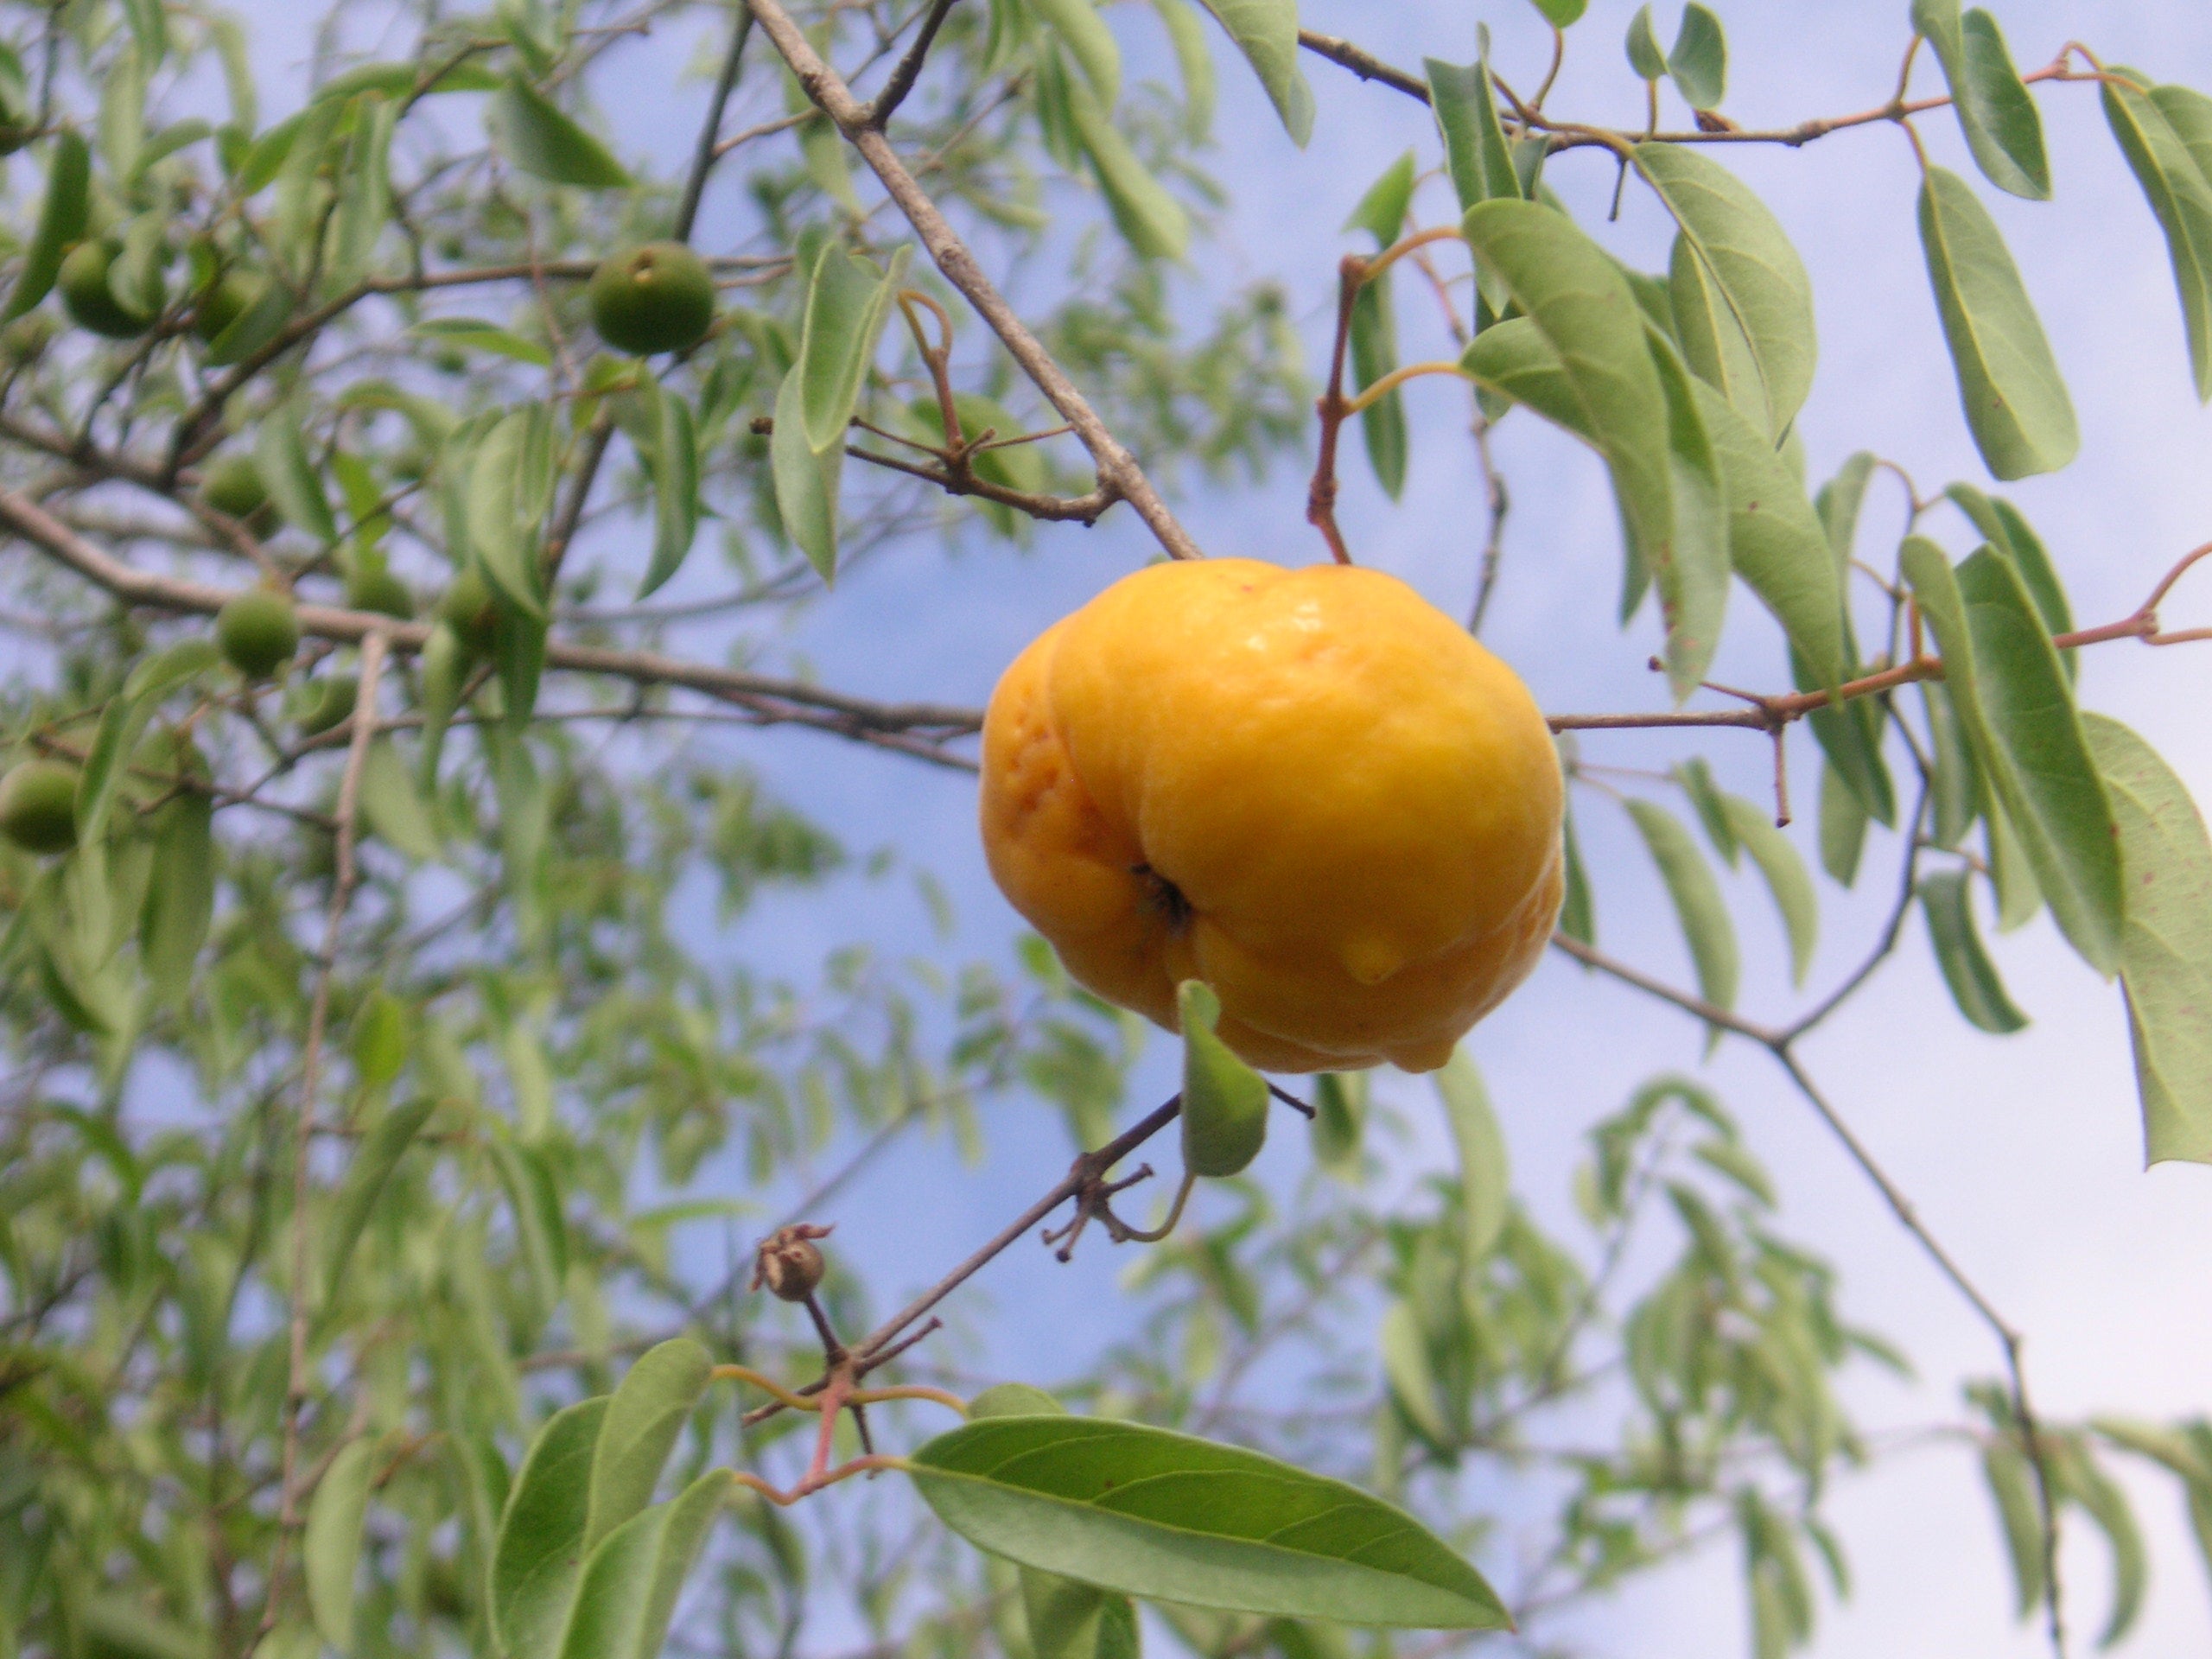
top-left (772, 365), bottom-right (841, 581)
top-left (412, 316), bottom-right (552, 366)
top-left (327, 95), bottom-right (395, 286)
top-left (1149, 0), bottom-right (1216, 141)
top-left (1310, 1071), bottom-right (1365, 1178)
top-left (76, 692), bottom-right (146, 848)
top-left (1911, 2), bottom-right (2049, 200)
top-left (907, 1415), bottom-right (1510, 1629)
top-left (323, 1097), bottom-right (435, 1301)
top-left (358, 740), bottom-right (442, 862)
top-left (2103, 76), bottom-right (2212, 401)
top-left (1676, 757), bottom-right (1738, 863)
top-left (140, 793), bottom-right (214, 1007)
top-left (799, 245), bottom-right (909, 454)
top-left (558, 1471), bottom-right (733, 1659)
top-left (587, 1339), bottom-right (713, 1550)
top-left (1461, 202), bottom-right (1685, 689)
top-left (1194, 0), bottom-right (1313, 146)
top-left (1030, 0), bottom-right (1119, 111)
top-left (639, 385), bottom-right (701, 599)
top-left (1985, 788), bottom-right (2043, 932)
top-left (1345, 152), bottom-right (1416, 248)
top-left (1347, 280), bottom-right (1406, 499)
top-left (1722, 794), bottom-right (1818, 985)
top-left (1980, 1440), bottom-right (2046, 1618)
top-left (1061, 62), bottom-right (1188, 258)
top-left (1917, 167), bottom-right (2078, 479)
top-left (1433, 1049), bottom-right (1508, 1262)
top-left (6, 131), bottom-right (89, 321)
top-left (1022, 1561), bottom-right (1141, 1659)
top-left (1627, 798), bottom-right (1739, 1019)
top-left (2056, 1444), bottom-right (2148, 1648)
top-left (305, 1438), bottom-right (378, 1652)
top-left (489, 1139), bottom-right (569, 1318)
top-left (2082, 715), bottom-right (2212, 1166)
top-left (1819, 756), bottom-right (1869, 886)
top-left (1427, 60), bottom-right (1519, 214)
top-left (493, 73), bottom-right (629, 188)
top-left (1815, 450), bottom-right (1876, 573)
top-left (1179, 980), bottom-right (1268, 1179)
top-left (493, 1399), bottom-right (610, 1657)
top-left (1638, 144), bottom-right (1816, 441)
top-left (257, 408), bottom-right (340, 546)
top-left (1693, 381), bottom-right (1847, 690)
top-left (1900, 539), bottom-right (2120, 973)
top-left (1666, 4), bottom-right (1726, 111)
top-left (1624, 5), bottom-right (1666, 80)
top-left (1643, 327), bottom-right (1731, 695)
top-left (1919, 870), bottom-right (2028, 1033)
top-left (1380, 1300), bottom-right (1450, 1446)
top-left (1944, 484), bottom-right (2075, 645)
top-left (1922, 682), bottom-right (1981, 849)
top-left (1560, 798), bottom-right (1597, 945)
top-left (467, 409), bottom-right (552, 619)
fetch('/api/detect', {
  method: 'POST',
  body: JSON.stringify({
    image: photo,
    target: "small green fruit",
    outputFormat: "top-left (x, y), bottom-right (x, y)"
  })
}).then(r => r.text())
top-left (439, 568), bottom-right (500, 655)
top-left (58, 239), bottom-right (157, 340)
top-left (216, 589), bottom-right (301, 680)
top-left (191, 269), bottom-right (264, 344)
top-left (200, 453), bottom-right (278, 532)
top-left (296, 674), bottom-right (359, 738)
top-left (587, 242), bottom-right (715, 356)
top-left (0, 760), bottom-right (79, 855)
top-left (346, 567), bottom-right (413, 620)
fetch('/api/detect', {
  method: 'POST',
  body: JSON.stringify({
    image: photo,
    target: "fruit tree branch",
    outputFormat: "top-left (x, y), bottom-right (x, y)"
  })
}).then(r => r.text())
top-left (742, 0), bottom-right (1204, 561)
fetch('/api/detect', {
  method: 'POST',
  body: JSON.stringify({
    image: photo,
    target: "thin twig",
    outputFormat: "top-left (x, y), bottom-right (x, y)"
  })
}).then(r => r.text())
top-left (867, 0), bottom-right (961, 127)
top-left (675, 7), bottom-right (755, 241)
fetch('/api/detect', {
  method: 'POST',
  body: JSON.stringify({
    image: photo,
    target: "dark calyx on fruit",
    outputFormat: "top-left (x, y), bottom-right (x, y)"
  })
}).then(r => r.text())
top-left (200, 454), bottom-right (279, 533)
top-left (346, 567), bottom-right (413, 620)
top-left (588, 242), bottom-right (715, 357)
top-left (439, 568), bottom-right (500, 654)
top-left (59, 240), bottom-right (157, 340)
top-left (297, 675), bottom-right (359, 738)
top-left (216, 589), bottom-right (301, 680)
top-left (0, 760), bottom-right (79, 855)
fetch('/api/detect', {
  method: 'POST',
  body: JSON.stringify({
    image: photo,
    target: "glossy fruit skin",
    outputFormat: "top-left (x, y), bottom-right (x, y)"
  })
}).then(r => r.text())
top-left (200, 454), bottom-right (278, 532)
top-left (346, 568), bottom-right (413, 620)
top-left (980, 558), bottom-right (1564, 1074)
top-left (438, 569), bottom-right (500, 655)
top-left (58, 240), bottom-right (157, 339)
top-left (587, 242), bottom-right (715, 356)
top-left (0, 760), bottom-right (79, 855)
top-left (216, 589), bottom-right (301, 680)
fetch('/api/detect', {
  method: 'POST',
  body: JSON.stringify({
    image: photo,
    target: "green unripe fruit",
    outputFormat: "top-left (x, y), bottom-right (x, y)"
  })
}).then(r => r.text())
top-left (439, 568), bottom-right (500, 655)
top-left (296, 674), bottom-right (359, 738)
top-left (58, 239), bottom-right (157, 340)
top-left (216, 589), bottom-right (301, 680)
top-left (0, 760), bottom-right (79, 855)
top-left (191, 269), bottom-right (264, 344)
top-left (587, 242), bottom-right (715, 356)
top-left (1177, 979), bottom-right (1269, 1179)
top-left (200, 453), bottom-right (279, 532)
top-left (346, 567), bottom-right (413, 620)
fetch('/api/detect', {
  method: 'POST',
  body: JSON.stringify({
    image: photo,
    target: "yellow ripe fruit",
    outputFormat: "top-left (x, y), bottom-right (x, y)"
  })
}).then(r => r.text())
top-left (980, 558), bottom-right (1564, 1074)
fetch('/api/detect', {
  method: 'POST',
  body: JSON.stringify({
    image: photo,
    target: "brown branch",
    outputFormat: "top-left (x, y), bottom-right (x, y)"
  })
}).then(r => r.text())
top-left (743, 0), bottom-right (1202, 561)
top-left (867, 0), bottom-right (963, 128)
top-left (1295, 30), bottom-right (1430, 104)
top-left (675, 7), bottom-right (756, 241)
top-left (260, 630), bottom-right (388, 1640)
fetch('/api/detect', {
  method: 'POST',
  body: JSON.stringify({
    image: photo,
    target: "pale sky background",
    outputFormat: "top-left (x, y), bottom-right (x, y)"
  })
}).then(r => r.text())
top-left (215, 2), bottom-right (2212, 1655)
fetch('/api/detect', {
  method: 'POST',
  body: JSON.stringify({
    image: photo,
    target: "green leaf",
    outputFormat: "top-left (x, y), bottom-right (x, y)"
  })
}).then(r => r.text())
top-left (1459, 202), bottom-right (1686, 691)
top-left (490, 1138), bottom-right (569, 1318)
top-left (271, 98), bottom-right (344, 276)
top-left (1985, 789), bottom-right (2043, 932)
top-left (1796, 641), bottom-right (1896, 828)
top-left (1310, 1071), bottom-right (1365, 1178)
top-left (638, 384), bottom-right (701, 600)
top-left (467, 408), bottom-right (553, 620)
top-left (1149, 0), bottom-right (1217, 141)
top-left (1916, 166), bottom-right (2078, 480)
top-left (1666, 4), bottom-right (1726, 110)
top-left (2082, 715), bottom-right (2212, 1166)
top-left (1058, 57), bottom-right (1188, 258)
top-left (1943, 484), bottom-right (2075, 654)
top-left (314, 60), bottom-right (505, 102)
top-left (493, 1398), bottom-right (609, 1656)
top-left (1903, 539), bottom-right (2121, 974)
top-left (493, 73), bottom-right (630, 188)
top-left (1348, 278), bottom-right (1406, 500)
top-left (1818, 757), bottom-right (1869, 887)
top-left (1722, 794), bottom-right (1818, 986)
top-left (2103, 77), bottom-right (2212, 401)
top-left (205, 275), bottom-right (294, 368)
top-left (323, 1097), bottom-right (435, 1302)
top-left (1434, 1049), bottom-right (1508, 1262)
top-left (2056, 1443), bottom-right (2147, 1648)
top-left (1194, 0), bottom-right (1314, 147)
top-left (1626, 798), bottom-right (1739, 1021)
top-left (1675, 757), bottom-right (1738, 863)
top-left (305, 1438), bottom-right (378, 1652)
top-left (1029, 0), bottom-right (1120, 111)
top-left (1979, 1440), bottom-right (2045, 1618)
top-left (327, 94), bottom-right (395, 286)
top-left (772, 364), bottom-right (842, 582)
top-left (1179, 980), bottom-right (1268, 1179)
top-left (1643, 327), bottom-right (1730, 699)
top-left (410, 317), bottom-right (553, 366)
top-left (1426, 59), bottom-right (1519, 216)
top-left (1910, 2), bottom-right (2049, 200)
top-left (257, 404), bottom-right (340, 545)
top-left (1380, 1300), bottom-right (1450, 1446)
top-left (1624, 5), bottom-right (1666, 80)
top-left (358, 740), bottom-right (442, 863)
top-left (1560, 798), bottom-right (1597, 945)
top-left (799, 245), bottom-right (912, 454)
top-left (586, 1338), bottom-right (713, 1550)
top-left (5, 132), bottom-right (89, 321)
top-left (1459, 316), bottom-right (1587, 437)
top-left (1919, 870), bottom-right (2028, 1033)
top-left (1526, 0), bottom-right (1586, 26)
top-left (1692, 381), bottom-right (1847, 690)
top-left (906, 1415), bottom-right (1511, 1629)
top-left (76, 693), bottom-right (146, 849)
top-left (1639, 144), bottom-right (1816, 442)
top-left (1815, 450), bottom-right (1876, 572)
top-left (557, 1471), bottom-right (733, 1659)
top-left (139, 793), bottom-right (213, 1008)
top-left (1921, 682), bottom-right (1981, 849)
top-left (1022, 1564), bottom-right (1141, 1659)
